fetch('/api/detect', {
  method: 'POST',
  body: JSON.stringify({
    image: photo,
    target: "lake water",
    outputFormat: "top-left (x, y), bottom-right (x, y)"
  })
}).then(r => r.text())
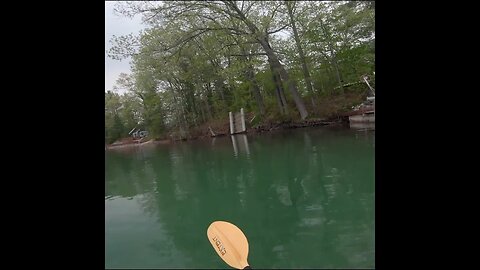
top-left (105, 126), bottom-right (375, 268)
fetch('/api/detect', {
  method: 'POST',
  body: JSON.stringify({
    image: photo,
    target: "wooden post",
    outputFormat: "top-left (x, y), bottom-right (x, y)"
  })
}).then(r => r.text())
top-left (241, 134), bottom-right (250, 156)
top-left (240, 108), bottom-right (246, 132)
top-left (231, 135), bottom-right (238, 157)
top-left (229, 111), bottom-right (234, 134)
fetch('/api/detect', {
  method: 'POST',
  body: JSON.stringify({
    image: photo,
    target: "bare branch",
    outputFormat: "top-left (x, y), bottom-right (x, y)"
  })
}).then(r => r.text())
top-left (201, 27), bottom-right (249, 35)
top-left (266, 2), bottom-right (282, 30)
top-left (198, 13), bottom-right (221, 24)
top-left (244, 2), bottom-right (254, 16)
top-left (168, 3), bottom-right (205, 21)
top-left (195, 1), bottom-right (242, 20)
top-left (230, 53), bottom-right (268, 57)
top-left (221, 1), bottom-right (245, 20)
top-left (107, 52), bottom-right (139, 59)
top-left (162, 28), bottom-right (211, 53)
top-left (143, 8), bottom-right (162, 22)
top-left (267, 24), bottom-right (289, 35)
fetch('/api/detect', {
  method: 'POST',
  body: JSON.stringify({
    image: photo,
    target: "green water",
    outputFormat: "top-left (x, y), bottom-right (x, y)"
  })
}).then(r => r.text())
top-left (105, 126), bottom-right (375, 269)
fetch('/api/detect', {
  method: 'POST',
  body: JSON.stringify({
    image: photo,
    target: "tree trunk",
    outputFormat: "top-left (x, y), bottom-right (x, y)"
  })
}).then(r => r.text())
top-left (285, 1), bottom-right (316, 108)
top-left (225, 1), bottom-right (308, 119)
top-left (329, 42), bottom-right (344, 94)
top-left (199, 100), bottom-right (206, 123)
top-left (268, 60), bottom-right (288, 115)
top-left (205, 82), bottom-right (214, 119)
top-left (168, 80), bottom-right (188, 134)
top-left (262, 40), bottom-right (308, 119)
top-left (246, 66), bottom-right (265, 115)
top-left (320, 19), bottom-right (344, 94)
top-left (272, 77), bottom-right (284, 114)
top-left (215, 78), bottom-right (226, 101)
top-left (239, 47), bottom-right (265, 115)
top-left (208, 59), bottom-right (228, 105)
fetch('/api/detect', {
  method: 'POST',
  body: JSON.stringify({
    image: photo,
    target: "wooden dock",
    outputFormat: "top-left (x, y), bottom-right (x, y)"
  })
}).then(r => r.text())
top-left (229, 108), bottom-right (246, 134)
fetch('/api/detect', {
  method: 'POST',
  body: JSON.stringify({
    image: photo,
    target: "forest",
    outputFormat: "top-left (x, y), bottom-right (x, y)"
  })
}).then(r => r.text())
top-left (105, 1), bottom-right (375, 144)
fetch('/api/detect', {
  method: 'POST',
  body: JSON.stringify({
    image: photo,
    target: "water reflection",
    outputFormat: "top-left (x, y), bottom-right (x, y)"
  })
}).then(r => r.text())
top-left (231, 134), bottom-right (250, 158)
top-left (106, 127), bottom-right (375, 268)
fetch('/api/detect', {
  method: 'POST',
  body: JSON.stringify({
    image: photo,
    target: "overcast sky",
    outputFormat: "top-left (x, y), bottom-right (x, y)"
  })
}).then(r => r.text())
top-left (105, 1), bottom-right (146, 94)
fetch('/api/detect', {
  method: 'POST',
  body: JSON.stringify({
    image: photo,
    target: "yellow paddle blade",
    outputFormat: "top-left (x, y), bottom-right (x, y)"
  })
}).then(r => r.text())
top-left (207, 221), bottom-right (250, 269)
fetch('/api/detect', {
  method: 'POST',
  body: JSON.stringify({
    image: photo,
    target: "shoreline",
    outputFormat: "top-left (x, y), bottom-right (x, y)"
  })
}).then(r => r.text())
top-left (106, 118), bottom-right (347, 150)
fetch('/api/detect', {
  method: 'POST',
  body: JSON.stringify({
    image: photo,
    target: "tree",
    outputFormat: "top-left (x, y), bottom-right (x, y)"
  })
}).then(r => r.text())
top-left (105, 91), bottom-right (126, 143)
top-left (111, 0), bottom-right (309, 119)
top-left (105, 1), bottom-right (376, 139)
top-left (284, 1), bottom-right (316, 107)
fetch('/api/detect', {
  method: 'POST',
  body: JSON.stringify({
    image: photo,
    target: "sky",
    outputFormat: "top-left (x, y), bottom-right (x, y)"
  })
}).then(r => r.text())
top-left (105, 1), bottom-right (146, 94)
